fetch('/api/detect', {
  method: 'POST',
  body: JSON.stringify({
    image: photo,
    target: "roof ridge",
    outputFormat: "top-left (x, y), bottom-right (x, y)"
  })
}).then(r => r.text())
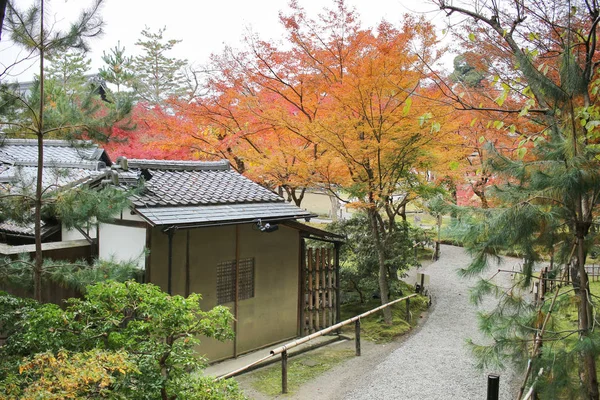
top-left (13, 160), bottom-right (106, 170)
top-left (127, 159), bottom-right (230, 171)
top-left (0, 138), bottom-right (96, 147)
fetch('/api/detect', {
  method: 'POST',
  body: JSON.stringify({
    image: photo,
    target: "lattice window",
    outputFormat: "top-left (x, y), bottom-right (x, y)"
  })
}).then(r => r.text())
top-left (216, 258), bottom-right (255, 305)
top-left (238, 258), bottom-right (255, 300)
top-left (216, 260), bottom-right (235, 304)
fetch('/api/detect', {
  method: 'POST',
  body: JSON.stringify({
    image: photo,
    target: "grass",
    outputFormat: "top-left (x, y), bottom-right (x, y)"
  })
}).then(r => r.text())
top-left (250, 347), bottom-right (355, 396)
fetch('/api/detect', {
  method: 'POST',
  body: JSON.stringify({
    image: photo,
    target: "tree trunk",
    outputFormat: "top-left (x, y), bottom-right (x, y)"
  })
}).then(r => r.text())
top-left (368, 208), bottom-right (392, 324)
top-left (399, 203), bottom-right (407, 221)
top-left (0, 0), bottom-right (7, 41)
top-left (33, 2), bottom-right (45, 302)
top-left (329, 193), bottom-right (340, 221)
top-left (576, 229), bottom-right (599, 400)
top-left (290, 187), bottom-right (305, 207)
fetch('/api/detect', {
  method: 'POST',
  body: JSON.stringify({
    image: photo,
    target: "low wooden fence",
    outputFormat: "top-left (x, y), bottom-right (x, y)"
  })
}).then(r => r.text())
top-left (585, 264), bottom-right (600, 282)
top-left (217, 294), bottom-right (417, 394)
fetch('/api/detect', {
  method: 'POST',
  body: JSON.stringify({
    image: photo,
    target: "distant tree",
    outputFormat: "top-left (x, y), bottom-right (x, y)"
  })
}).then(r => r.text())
top-left (45, 50), bottom-right (91, 95)
top-left (98, 41), bottom-right (135, 94)
top-left (131, 27), bottom-right (189, 105)
top-left (448, 53), bottom-right (486, 88)
top-left (329, 213), bottom-right (423, 303)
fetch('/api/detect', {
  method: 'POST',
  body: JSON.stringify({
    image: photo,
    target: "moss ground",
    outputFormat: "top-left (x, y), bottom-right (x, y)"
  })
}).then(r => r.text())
top-left (249, 347), bottom-right (355, 396)
top-left (339, 286), bottom-right (429, 343)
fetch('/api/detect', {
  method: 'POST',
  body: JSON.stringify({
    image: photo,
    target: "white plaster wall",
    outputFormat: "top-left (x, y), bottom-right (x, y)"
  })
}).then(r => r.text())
top-left (99, 223), bottom-right (146, 267)
top-left (62, 225), bottom-right (97, 241)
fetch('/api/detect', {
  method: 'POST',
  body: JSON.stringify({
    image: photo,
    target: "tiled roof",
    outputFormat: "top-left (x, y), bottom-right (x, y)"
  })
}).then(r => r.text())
top-left (126, 159), bottom-right (315, 226)
top-left (129, 160), bottom-right (282, 207)
top-left (133, 169), bottom-right (282, 207)
top-left (128, 159), bottom-right (229, 171)
top-left (0, 219), bottom-right (59, 238)
top-left (0, 139), bottom-right (110, 237)
top-left (0, 166), bottom-right (105, 194)
top-left (0, 139), bottom-right (109, 194)
top-left (136, 202), bottom-right (314, 226)
top-left (0, 139), bottom-right (109, 166)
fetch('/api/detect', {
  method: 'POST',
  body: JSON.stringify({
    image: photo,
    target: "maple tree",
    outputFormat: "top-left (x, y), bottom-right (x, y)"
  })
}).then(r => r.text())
top-left (110, 1), bottom-right (458, 326)
top-left (169, 1), bottom-right (453, 323)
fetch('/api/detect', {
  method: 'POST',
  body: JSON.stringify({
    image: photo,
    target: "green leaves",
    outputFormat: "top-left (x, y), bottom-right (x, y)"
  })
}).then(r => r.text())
top-left (49, 184), bottom-right (135, 230)
top-left (132, 27), bottom-right (190, 104)
top-left (0, 282), bottom-right (239, 399)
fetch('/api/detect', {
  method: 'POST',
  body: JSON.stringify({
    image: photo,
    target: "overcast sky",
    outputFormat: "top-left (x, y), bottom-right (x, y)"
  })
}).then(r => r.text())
top-left (0, 0), bottom-right (450, 82)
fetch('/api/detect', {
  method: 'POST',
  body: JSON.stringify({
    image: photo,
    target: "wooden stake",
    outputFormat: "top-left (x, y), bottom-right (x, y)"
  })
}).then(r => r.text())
top-left (281, 350), bottom-right (288, 394)
top-left (321, 248), bottom-right (327, 328)
top-left (355, 319), bottom-right (361, 356)
top-left (315, 249), bottom-right (320, 331)
top-left (308, 248), bottom-right (313, 333)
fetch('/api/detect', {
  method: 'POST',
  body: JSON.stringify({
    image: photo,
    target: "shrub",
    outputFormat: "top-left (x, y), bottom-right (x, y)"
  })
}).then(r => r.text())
top-left (0, 281), bottom-right (245, 399)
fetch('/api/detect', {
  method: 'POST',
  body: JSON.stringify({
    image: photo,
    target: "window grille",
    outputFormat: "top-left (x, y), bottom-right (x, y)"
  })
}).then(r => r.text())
top-left (238, 258), bottom-right (255, 300)
top-left (216, 258), bottom-right (255, 304)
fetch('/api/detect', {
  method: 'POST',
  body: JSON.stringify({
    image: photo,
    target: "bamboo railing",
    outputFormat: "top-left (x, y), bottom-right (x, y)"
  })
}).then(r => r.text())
top-left (217, 293), bottom-right (417, 394)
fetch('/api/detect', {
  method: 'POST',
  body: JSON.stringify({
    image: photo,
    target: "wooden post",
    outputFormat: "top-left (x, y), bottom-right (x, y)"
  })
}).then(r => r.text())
top-left (487, 374), bottom-right (500, 400)
top-left (234, 225), bottom-right (240, 358)
top-left (315, 249), bottom-right (320, 331)
top-left (185, 230), bottom-right (190, 297)
top-left (308, 248), bottom-right (313, 333)
top-left (299, 238), bottom-right (306, 336)
top-left (327, 248), bottom-right (333, 327)
top-left (335, 243), bottom-right (341, 325)
top-left (281, 350), bottom-right (288, 394)
top-left (355, 319), bottom-right (361, 356)
top-left (166, 228), bottom-right (174, 295)
top-left (434, 214), bottom-right (442, 260)
top-left (406, 297), bottom-right (411, 323)
top-left (321, 248), bottom-right (327, 328)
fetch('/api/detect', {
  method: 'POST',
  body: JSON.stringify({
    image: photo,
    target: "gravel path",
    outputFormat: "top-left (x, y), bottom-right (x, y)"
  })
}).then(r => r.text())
top-left (343, 244), bottom-right (519, 400)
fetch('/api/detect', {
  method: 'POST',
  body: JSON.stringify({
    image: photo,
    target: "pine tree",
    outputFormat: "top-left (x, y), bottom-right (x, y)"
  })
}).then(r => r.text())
top-left (45, 50), bottom-right (92, 95)
top-left (1, 0), bottom-right (135, 301)
top-left (98, 41), bottom-right (135, 94)
top-left (435, 0), bottom-right (600, 397)
top-left (131, 27), bottom-right (188, 105)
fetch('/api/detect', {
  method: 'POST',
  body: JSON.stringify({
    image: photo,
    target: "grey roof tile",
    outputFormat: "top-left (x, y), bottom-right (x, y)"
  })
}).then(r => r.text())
top-left (0, 166), bottom-right (104, 194)
top-left (124, 158), bottom-right (315, 226)
top-left (0, 139), bottom-right (107, 166)
top-left (0, 139), bottom-right (110, 237)
top-left (131, 167), bottom-right (282, 207)
top-left (0, 139), bottom-right (109, 195)
top-left (0, 219), bottom-right (59, 237)
top-left (136, 202), bottom-right (314, 226)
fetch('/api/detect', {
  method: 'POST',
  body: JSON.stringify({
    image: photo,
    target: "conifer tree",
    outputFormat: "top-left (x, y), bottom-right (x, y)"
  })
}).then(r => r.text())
top-left (98, 41), bottom-right (135, 95)
top-left (434, 0), bottom-right (600, 397)
top-left (0, 0), bottom-right (135, 301)
top-left (131, 27), bottom-right (188, 105)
